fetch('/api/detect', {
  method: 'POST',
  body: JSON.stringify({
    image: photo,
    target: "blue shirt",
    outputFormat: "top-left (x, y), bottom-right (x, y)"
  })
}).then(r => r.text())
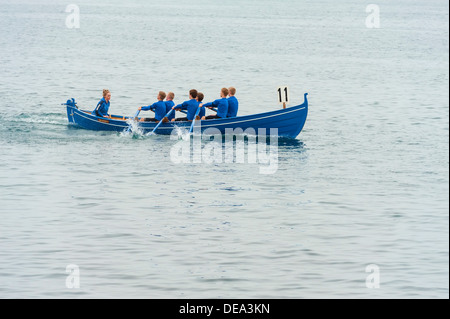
top-left (93, 97), bottom-right (110, 117)
top-left (165, 100), bottom-right (175, 121)
top-left (227, 96), bottom-right (239, 118)
top-left (198, 101), bottom-right (206, 118)
top-left (142, 101), bottom-right (166, 121)
top-left (203, 98), bottom-right (229, 118)
top-left (174, 99), bottom-right (199, 121)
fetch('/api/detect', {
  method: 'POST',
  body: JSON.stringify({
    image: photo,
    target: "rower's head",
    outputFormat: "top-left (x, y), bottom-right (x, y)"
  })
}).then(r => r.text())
top-left (158, 91), bottom-right (166, 101)
top-left (228, 87), bottom-right (236, 97)
top-left (189, 89), bottom-right (198, 100)
top-left (166, 92), bottom-right (175, 101)
top-left (103, 89), bottom-right (111, 102)
top-left (220, 88), bottom-right (229, 98)
top-left (197, 92), bottom-right (204, 103)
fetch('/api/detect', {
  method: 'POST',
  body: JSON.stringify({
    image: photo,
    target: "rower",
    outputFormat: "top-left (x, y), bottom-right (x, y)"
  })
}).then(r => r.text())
top-left (196, 92), bottom-right (206, 120)
top-left (172, 89), bottom-right (199, 121)
top-left (227, 87), bottom-right (239, 118)
top-left (139, 91), bottom-right (167, 122)
top-left (92, 89), bottom-right (111, 117)
top-left (201, 88), bottom-right (229, 120)
top-left (165, 92), bottom-right (176, 122)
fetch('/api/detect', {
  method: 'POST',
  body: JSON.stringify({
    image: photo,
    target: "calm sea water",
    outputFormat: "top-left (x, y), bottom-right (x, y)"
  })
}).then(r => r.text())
top-left (0, 0), bottom-right (448, 298)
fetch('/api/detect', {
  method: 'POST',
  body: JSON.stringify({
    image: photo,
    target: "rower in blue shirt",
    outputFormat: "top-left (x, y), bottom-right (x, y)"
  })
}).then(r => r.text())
top-left (201, 88), bottom-right (229, 119)
top-left (165, 92), bottom-right (176, 122)
top-left (196, 92), bottom-right (206, 120)
top-left (92, 89), bottom-right (111, 117)
top-left (227, 87), bottom-right (239, 118)
top-left (172, 89), bottom-right (199, 121)
top-left (139, 91), bottom-right (167, 122)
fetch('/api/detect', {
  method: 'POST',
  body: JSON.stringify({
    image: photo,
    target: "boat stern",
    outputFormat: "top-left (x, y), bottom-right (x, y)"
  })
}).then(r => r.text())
top-left (62, 98), bottom-right (78, 124)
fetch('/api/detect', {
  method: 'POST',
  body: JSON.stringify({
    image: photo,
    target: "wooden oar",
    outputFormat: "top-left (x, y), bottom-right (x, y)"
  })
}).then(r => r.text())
top-left (126, 109), bottom-right (141, 133)
top-left (189, 107), bottom-right (202, 134)
top-left (149, 109), bottom-right (174, 135)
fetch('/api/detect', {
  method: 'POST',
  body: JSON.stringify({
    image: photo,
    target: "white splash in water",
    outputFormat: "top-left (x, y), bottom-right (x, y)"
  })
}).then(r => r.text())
top-left (144, 124), bottom-right (190, 139)
top-left (120, 119), bottom-right (144, 137)
top-left (173, 125), bottom-right (191, 140)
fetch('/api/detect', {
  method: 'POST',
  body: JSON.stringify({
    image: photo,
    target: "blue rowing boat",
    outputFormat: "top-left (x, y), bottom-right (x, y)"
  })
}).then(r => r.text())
top-left (63, 93), bottom-right (308, 138)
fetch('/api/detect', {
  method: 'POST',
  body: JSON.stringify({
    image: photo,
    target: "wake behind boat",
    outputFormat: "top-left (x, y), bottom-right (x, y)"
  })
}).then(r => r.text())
top-left (63, 93), bottom-right (308, 139)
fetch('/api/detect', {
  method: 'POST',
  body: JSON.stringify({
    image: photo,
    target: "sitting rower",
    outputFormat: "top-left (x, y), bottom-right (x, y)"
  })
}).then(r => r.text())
top-left (172, 89), bottom-right (198, 121)
top-left (92, 89), bottom-right (111, 117)
top-left (227, 87), bottom-right (239, 118)
top-left (165, 92), bottom-right (176, 122)
top-left (201, 88), bottom-right (229, 120)
top-left (196, 92), bottom-right (206, 120)
top-left (139, 91), bottom-right (167, 122)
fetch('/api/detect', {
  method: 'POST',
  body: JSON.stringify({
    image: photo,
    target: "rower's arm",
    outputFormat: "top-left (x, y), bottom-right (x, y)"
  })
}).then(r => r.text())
top-left (142, 102), bottom-right (160, 112)
top-left (203, 101), bottom-right (218, 112)
top-left (173, 101), bottom-right (188, 110)
top-left (97, 106), bottom-right (108, 117)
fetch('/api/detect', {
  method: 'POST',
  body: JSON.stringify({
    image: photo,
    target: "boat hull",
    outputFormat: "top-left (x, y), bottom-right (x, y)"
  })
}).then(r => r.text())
top-left (65, 93), bottom-right (308, 139)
